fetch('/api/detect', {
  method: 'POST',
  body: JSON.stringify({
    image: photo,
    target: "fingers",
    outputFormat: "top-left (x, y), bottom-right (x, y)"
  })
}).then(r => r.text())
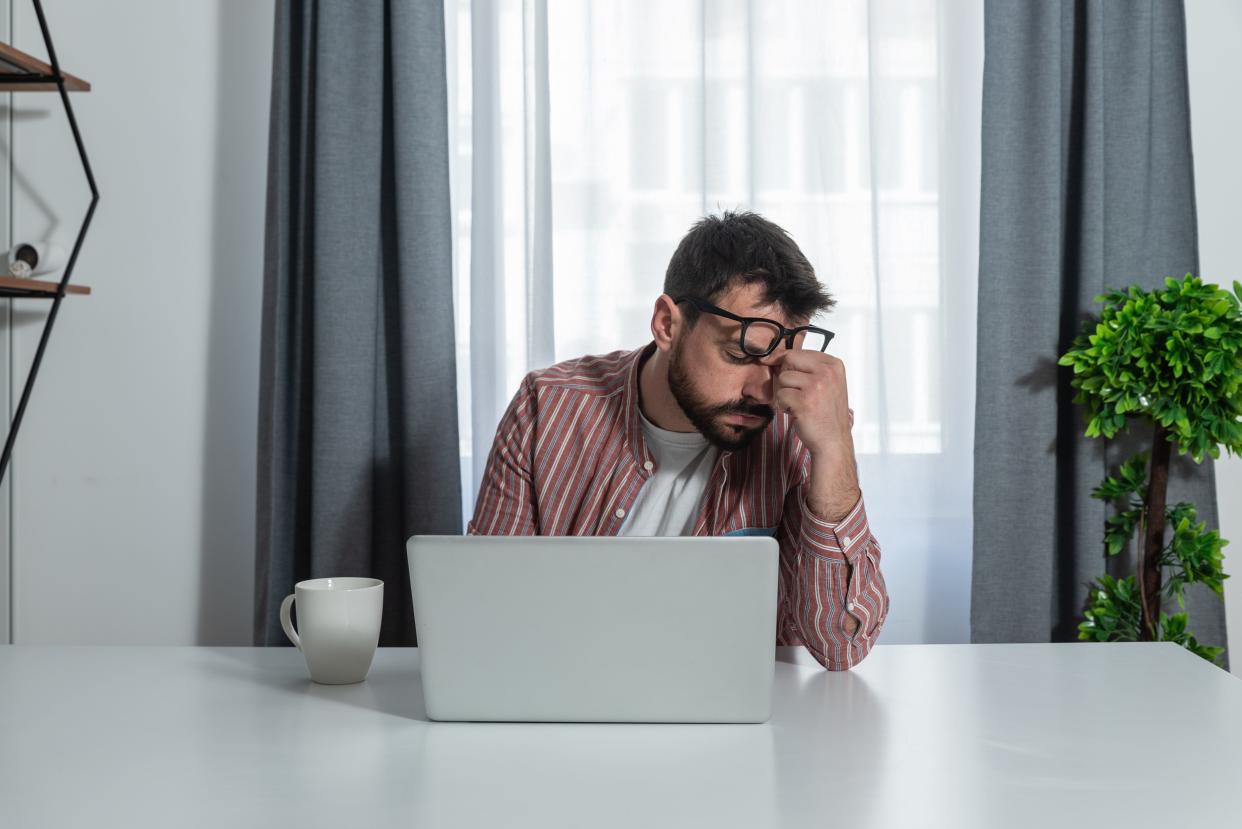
top-left (772, 351), bottom-right (849, 415)
top-left (774, 358), bottom-right (836, 394)
top-left (773, 369), bottom-right (811, 390)
top-left (778, 348), bottom-right (845, 376)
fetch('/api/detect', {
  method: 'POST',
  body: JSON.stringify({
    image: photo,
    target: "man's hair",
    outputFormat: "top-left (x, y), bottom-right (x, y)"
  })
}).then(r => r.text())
top-left (662, 210), bottom-right (834, 326)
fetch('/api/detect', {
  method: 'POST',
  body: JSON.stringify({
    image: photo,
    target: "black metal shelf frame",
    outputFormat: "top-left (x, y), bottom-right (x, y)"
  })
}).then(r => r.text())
top-left (0, 0), bottom-right (98, 483)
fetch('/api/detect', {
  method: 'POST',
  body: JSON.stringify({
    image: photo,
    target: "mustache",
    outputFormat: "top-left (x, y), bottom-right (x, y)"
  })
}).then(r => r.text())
top-left (705, 400), bottom-right (774, 421)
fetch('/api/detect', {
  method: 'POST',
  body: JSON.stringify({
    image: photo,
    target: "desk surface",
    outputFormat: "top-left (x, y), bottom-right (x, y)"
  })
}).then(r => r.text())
top-left (1, 643), bottom-right (1239, 828)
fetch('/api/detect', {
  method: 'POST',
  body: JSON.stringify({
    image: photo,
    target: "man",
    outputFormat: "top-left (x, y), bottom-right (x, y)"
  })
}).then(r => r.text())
top-left (469, 211), bottom-right (888, 670)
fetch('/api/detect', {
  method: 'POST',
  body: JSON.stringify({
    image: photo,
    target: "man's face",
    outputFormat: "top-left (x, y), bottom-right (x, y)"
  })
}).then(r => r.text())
top-left (667, 282), bottom-right (803, 451)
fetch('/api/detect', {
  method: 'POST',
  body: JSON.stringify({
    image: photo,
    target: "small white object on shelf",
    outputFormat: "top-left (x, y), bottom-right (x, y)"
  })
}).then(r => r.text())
top-left (7, 241), bottom-right (66, 278)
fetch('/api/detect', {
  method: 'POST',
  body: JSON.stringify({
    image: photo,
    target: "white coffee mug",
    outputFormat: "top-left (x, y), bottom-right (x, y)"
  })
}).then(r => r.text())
top-left (280, 577), bottom-right (384, 684)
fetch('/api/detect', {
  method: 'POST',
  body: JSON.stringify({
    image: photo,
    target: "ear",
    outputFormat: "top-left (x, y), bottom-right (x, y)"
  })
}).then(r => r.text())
top-left (650, 294), bottom-right (681, 353)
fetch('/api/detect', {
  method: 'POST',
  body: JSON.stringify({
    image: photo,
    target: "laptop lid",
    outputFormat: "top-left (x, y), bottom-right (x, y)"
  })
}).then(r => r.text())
top-left (407, 535), bottom-right (779, 723)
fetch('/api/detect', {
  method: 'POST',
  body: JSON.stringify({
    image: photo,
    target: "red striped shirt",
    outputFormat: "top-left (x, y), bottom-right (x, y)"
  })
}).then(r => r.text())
top-left (468, 343), bottom-right (889, 670)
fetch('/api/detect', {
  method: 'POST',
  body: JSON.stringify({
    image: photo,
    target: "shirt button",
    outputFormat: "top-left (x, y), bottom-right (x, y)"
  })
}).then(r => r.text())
top-left (643, 461), bottom-right (654, 471)
top-left (841, 534), bottom-right (853, 547)
top-left (847, 602), bottom-right (855, 611)
top-left (615, 508), bottom-right (626, 519)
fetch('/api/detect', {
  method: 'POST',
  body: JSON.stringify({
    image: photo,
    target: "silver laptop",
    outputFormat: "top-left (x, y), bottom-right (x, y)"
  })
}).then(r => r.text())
top-left (407, 535), bottom-right (779, 723)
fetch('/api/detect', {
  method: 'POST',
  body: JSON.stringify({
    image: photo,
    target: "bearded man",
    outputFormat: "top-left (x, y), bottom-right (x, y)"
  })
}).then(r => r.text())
top-left (468, 210), bottom-right (889, 671)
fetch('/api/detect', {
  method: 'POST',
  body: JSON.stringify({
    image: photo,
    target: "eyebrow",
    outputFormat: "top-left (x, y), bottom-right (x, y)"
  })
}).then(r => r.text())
top-left (710, 316), bottom-right (743, 335)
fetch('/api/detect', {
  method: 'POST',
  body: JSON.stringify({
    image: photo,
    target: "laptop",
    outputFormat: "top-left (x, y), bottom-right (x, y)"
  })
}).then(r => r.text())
top-left (407, 535), bottom-right (779, 723)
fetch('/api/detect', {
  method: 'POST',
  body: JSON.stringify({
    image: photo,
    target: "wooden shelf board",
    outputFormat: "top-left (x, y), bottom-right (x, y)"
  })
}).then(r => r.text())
top-left (0, 275), bottom-right (90, 296)
top-left (0, 42), bottom-right (89, 91)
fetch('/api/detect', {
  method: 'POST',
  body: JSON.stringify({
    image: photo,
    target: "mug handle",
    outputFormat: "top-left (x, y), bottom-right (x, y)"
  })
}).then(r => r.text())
top-left (279, 594), bottom-right (301, 650)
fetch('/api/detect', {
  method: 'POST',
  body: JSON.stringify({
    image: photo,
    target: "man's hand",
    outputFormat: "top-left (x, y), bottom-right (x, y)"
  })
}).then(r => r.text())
top-left (772, 350), bottom-right (861, 523)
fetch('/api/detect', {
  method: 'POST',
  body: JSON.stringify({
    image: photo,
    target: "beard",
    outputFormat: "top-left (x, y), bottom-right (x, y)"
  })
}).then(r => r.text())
top-left (667, 340), bottom-right (774, 452)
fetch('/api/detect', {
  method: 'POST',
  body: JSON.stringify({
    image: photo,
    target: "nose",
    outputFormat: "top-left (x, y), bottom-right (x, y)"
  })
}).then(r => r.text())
top-left (742, 356), bottom-right (778, 403)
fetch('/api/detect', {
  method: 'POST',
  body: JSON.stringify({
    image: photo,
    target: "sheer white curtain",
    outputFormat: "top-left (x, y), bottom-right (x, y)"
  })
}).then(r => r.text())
top-left (445, 0), bottom-right (982, 644)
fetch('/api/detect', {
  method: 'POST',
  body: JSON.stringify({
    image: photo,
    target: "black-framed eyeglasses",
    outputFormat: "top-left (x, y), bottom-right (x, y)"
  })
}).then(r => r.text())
top-left (673, 296), bottom-right (835, 357)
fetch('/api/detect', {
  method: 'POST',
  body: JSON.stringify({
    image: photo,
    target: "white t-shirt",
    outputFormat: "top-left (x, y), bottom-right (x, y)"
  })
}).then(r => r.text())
top-left (618, 410), bottom-right (720, 536)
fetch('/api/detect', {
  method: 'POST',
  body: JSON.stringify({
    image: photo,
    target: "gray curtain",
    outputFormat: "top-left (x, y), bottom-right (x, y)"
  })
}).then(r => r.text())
top-left (972, 0), bottom-right (1228, 665)
top-left (254, 0), bottom-right (462, 646)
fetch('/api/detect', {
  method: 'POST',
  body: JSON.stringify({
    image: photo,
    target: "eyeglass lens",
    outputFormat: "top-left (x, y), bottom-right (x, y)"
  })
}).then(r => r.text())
top-left (741, 323), bottom-right (828, 355)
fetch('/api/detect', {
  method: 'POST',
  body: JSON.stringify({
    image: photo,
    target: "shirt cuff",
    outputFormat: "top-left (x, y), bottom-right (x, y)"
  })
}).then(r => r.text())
top-left (799, 491), bottom-right (870, 562)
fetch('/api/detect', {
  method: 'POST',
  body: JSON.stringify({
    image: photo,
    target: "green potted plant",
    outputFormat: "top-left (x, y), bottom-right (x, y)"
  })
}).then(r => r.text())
top-left (1058, 274), bottom-right (1242, 664)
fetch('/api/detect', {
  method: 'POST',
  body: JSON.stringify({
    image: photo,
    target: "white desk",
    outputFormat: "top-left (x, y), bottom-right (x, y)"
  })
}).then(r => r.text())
top-left (1, 643), bottom-right (1239, 828)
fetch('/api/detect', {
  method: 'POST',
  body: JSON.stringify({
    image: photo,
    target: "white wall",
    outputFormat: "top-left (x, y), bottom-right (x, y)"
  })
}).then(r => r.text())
top-left (4, 0), bottom-right (272, 644)
top-left (1186, 0), bottom-right (1242, 676)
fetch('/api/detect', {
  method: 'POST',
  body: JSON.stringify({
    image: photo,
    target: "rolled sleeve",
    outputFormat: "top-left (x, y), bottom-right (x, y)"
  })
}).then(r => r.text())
top-left (798, 492), bottom-right (871, 562)
top-left (778, 487), bottom-right (889, 671)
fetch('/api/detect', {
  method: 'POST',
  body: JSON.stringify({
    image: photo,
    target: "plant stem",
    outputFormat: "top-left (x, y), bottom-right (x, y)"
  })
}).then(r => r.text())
top-left (1140, 422), bottom-right (1171, 640)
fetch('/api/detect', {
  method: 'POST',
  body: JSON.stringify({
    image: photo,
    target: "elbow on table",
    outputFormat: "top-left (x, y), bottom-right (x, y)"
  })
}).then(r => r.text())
top-left (817, 637), bottom-right (878, 672)
top-left (808, 609), bottom-right (887, 671)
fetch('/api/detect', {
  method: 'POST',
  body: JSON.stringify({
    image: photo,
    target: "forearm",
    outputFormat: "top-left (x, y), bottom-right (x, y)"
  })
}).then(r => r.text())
top-left (791, 493), bottom-right (889, 670)
top-left (804, 443), bottom-right (861, 524)
top-left (467, 458), bottom-right (538, 535)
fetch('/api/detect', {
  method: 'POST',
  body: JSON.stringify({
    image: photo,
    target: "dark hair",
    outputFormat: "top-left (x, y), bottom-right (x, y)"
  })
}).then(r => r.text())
top-left (663, 210), bottom-right (834, 325)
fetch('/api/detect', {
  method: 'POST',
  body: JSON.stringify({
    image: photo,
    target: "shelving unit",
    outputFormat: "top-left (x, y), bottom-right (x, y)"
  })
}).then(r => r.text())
top-left (0, 41), bottom-right (87, 91)
top-left (0, 275), bottom-right (89, 297)
top-left (0, 0), bottom-right (98, 485)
